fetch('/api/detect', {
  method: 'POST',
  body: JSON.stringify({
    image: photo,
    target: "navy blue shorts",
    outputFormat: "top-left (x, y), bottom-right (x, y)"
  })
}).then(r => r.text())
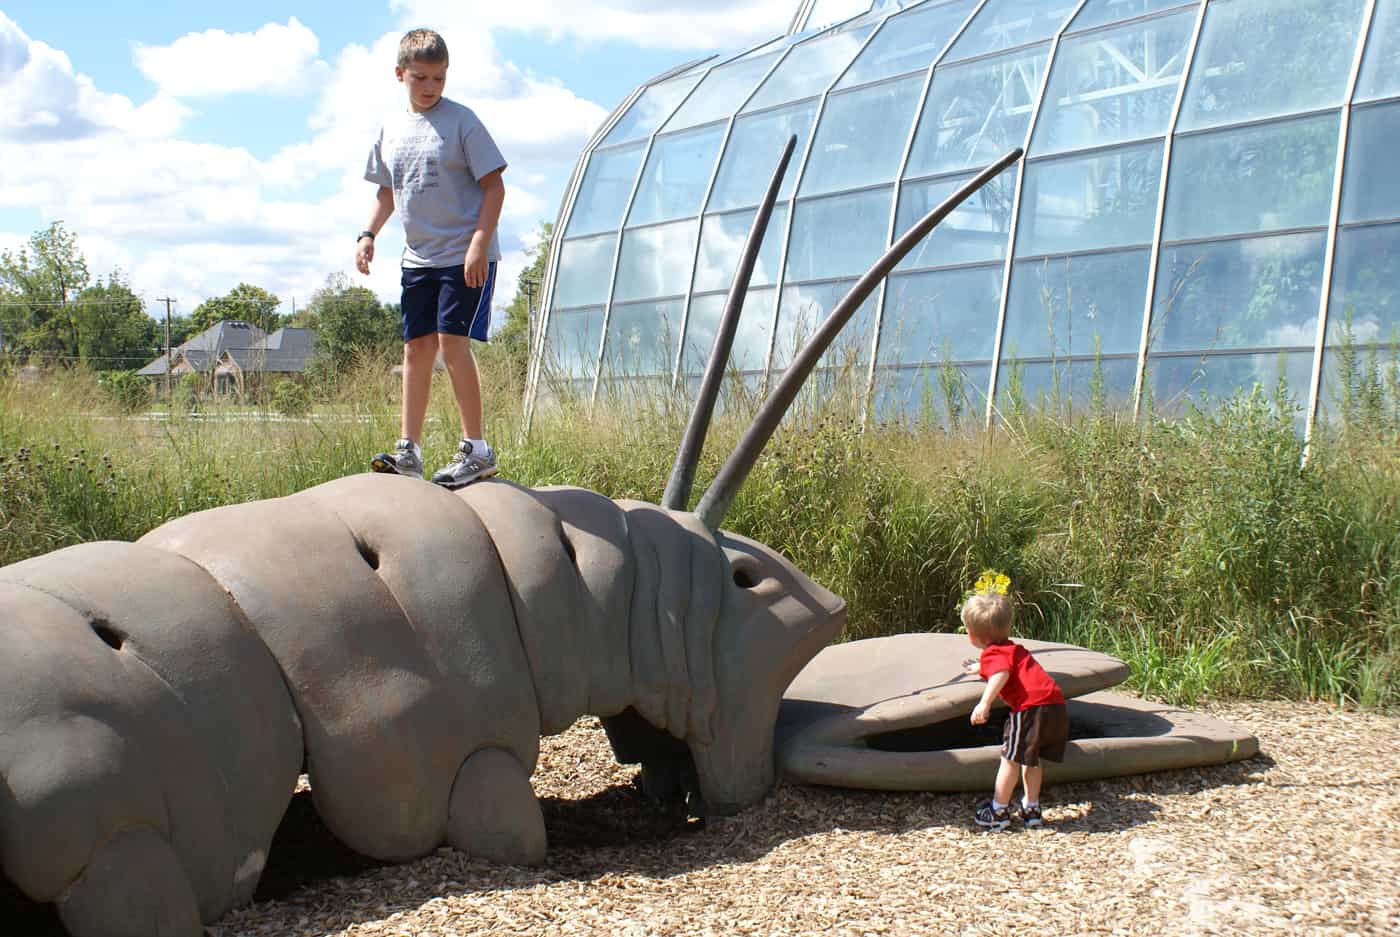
top-left (400, 262), bottom-right (496, 343)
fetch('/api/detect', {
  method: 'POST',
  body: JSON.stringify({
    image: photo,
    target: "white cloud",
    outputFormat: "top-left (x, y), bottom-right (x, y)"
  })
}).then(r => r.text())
top-left (133, 18), bottom-right (327, 98)
top-left (0, 12), bottom-right (164, 142)
top-left (390, 0), bottom-right (793, 51)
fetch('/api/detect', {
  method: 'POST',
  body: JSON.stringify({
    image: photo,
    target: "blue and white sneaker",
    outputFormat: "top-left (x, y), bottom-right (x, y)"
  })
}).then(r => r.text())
top-left (974, 800), bottom-right (1013, 831)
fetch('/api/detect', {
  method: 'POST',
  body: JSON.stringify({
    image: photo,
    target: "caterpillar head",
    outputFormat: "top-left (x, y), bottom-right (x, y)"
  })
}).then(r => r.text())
top-left (691, 530), bottom-right (846, 814)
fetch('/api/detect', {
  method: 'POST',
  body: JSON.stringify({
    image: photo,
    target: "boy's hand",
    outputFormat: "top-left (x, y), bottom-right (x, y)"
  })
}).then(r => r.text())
top-left (962, 658), bottom-right (980, 677)
top-left (356, 237), bottom-right (374, 275)
top-left (464, 239), bottom-right (489, 288)
top-left (970, 702), bottom-right (991, 725)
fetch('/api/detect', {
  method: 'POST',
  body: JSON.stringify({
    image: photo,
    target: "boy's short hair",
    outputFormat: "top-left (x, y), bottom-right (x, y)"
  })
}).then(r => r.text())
top-left (399, 29), bottom-right (449, 68)
top-left (961, 592), bottom-right (1013, 643)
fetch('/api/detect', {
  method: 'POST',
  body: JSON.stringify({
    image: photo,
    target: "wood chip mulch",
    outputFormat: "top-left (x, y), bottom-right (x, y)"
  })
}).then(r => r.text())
top-left (6, 700), bottom-right (1398, 936)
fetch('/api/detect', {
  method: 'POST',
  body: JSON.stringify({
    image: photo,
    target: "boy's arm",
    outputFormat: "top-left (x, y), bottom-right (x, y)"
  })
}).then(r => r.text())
top-left (355, 186), bottom-right (395, 275)
top-left (464, 169), bottom-right (505, 288)
top-left (970, 670), bottom-right (1009, 725)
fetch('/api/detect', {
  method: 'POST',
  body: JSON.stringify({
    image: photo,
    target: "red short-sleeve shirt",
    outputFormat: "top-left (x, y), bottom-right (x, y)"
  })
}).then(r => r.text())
top-left (979, 641), bottom-right (1066, 712)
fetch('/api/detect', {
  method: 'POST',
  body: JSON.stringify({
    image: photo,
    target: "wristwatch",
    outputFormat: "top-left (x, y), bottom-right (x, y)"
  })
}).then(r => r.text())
top-left (358, 230), bottom-right (376, 242)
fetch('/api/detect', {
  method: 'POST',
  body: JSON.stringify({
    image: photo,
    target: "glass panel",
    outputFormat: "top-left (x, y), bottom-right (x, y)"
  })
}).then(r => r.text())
top-left (628, 125), bottom-right (725, 227)
top-left (801, 75), bottom-right (924, 195)
top-left (786, 187), bottom-right (893, 282)
top-left (995, 357), bottom-right (1139, 415)
top-left (744, 23), bottom-right (878, 111)
top-left (565, 143), bottom-right (647, 237)
top-left (601, 73), bottom-right (703, 146)
top-left (1016, 143), bottom-right (1163, 255)
top-left (946, 0), bottom-right (1080, 61)
top-left (808, 0), bottom-right (878, 31)
top-left (709, 102), bottom-right (820, 211)
top-left (1357, 0), bottom-right (1400, 101)
top-left (1070, 0), bottom-right (1193, 33)
top-left (877, 266), bottom-right (1004, 365)
top-left (774, 279), bottom-right (880, 369)
top-left (870, 363), bottom-right (991, 427)
top-left (680, 288), bottom-right (778, 374)
top-left (1149, 231), bottom-right (1326, 353)
top-left (836, 0), bottom-right (980, 89)
top-left (694, 205), bottom-right (789, 293)
top-left (905, 45), bottom-right (1050, 177)
top-left (1341, 102), bottom-right (1400, 225)
top-left (613, 220), bottom-right (700, 302)
top-left (603, 299), bottom-right (684, 377)
top-left (1002, 250), bottom-right (1150, 359)
top-left (1030, 10), bottom-right (1194, 155)
top-left (1145, 350), bottom-right (1313, 418)
top-left (663, 53), bottom-right (781, 133)
top-left (1327, 223), bottom-right (1400, 345)
top-left (542, 307), bottom-right (603, 379)
top-left (1163, 114), bottom-right (1339, 242)
top-left (895, 168), bottom-right (1018, 268)
top-left (1178, 0), bottom-right (1367, 132)
top-left (553, 235), bottom-right (618, 309)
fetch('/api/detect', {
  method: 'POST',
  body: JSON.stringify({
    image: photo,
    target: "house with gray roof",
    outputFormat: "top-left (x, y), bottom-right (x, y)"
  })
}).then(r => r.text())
top-left (138, 320), bottom-right (317, 396)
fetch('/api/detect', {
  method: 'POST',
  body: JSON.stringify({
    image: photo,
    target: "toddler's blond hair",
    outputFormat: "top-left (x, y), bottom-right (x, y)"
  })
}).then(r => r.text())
top-left (961, 592), bottom-right (1013, 643)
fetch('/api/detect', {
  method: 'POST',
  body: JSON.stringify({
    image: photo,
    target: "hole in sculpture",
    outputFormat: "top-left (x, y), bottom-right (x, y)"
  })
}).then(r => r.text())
top-left (355, 539), bottom-right (380, 571)
top-left (91, 620), bottom-right (125, 651)
top-left (866, 704), bottom-right (1174, 753)
top-left (560, 534), bottom-right (577, 565)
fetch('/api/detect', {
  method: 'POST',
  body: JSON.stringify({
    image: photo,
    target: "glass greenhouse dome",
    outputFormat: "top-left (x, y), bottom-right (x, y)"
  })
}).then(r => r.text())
top-left (527, 0), bottom-right (1400, 437)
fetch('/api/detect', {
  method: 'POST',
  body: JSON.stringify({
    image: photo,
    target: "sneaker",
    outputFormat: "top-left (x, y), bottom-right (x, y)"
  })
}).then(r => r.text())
top-left (431, 439), bottom-right (498, 488)
top-left (370, 438), bottom-right (423, 480)
top-left (1018, 802), bottom-right (1043, 828)
top-left (974, 800), bottom-right (1012, 831)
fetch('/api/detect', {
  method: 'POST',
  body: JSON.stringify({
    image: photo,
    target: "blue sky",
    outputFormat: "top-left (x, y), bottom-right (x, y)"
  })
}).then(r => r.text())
top-left (0, 1), bottom-right (795, 320)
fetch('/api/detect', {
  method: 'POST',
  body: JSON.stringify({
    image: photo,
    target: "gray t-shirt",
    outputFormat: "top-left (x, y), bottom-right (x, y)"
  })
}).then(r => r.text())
top-left (365, 98), bottom-right (507, 268)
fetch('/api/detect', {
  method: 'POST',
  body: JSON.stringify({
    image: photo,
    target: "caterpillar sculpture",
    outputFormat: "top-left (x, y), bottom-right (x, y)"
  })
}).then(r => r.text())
top-left (0, 144), bottom-right (1022, 937)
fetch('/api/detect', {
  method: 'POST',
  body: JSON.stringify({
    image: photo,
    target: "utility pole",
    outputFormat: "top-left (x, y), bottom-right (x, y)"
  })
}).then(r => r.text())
top-left (158, 297), bottom-right (176, 406)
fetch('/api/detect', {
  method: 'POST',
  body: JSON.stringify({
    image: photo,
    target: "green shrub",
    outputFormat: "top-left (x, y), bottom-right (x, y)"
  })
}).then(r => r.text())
top-left (100, 370), bottom-right (150, 414)
top-left (271, 379), bottom-right (312, 417)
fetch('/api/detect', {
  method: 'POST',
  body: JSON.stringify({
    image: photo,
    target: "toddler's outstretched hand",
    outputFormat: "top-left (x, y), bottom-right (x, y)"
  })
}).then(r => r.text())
top-left (962, 658), bottom-right (980, 677)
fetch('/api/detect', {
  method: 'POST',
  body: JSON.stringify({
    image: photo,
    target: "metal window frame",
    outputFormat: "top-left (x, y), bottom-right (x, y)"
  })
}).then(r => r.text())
top-left (669, 44), bottom-right (802, 391)
top-left (861, 0), bottom-right (992, 422)
top-left (1130, 0), bottom-right (1209, 417)
top-left (983, 0), bottom-right (1092, 429)
top-left (760, 14), bottom-right (893, 388)
top-left (1304, 0), bottom-right (1380, 458)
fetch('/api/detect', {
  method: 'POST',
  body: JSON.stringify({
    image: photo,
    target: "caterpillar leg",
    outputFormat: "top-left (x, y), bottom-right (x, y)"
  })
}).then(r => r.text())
top-left (445, 748), bottom-right (546, 866)
top-left (55, 827), bottom-right (202, 937)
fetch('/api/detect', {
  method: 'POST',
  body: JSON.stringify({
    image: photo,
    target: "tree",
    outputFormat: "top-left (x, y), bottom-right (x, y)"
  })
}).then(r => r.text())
top-left (190, 283), bottom-right (284, 335)
top-left (0, 221), bottom-right (91, 361)
top-left (493, 221), bottom-right (552, 386)
top-left (73, 277), bottom-right (159, 369)
top-left (301, 272), bottom-right (399, 371)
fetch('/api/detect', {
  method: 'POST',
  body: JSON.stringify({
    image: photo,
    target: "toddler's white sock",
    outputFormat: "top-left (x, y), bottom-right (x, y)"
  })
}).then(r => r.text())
top-left (991, 800), bottom-right (1007, 812)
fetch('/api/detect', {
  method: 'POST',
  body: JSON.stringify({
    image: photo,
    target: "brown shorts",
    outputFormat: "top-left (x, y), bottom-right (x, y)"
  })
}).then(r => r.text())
top-left (1002, 703), bottom-right (1068, 767)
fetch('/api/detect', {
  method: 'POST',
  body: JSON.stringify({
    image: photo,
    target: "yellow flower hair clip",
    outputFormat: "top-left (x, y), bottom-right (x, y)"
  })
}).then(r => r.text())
top-left (957, 569), bottom-right (1011, 612)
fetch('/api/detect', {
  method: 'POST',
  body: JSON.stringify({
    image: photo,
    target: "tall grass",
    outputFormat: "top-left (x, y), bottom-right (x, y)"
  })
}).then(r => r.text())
top-left (2, 353), bottom-right (1396, 710)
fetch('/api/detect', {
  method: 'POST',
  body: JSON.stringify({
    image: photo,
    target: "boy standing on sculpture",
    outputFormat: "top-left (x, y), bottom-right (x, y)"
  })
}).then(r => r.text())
top-left (961, 579), bottom-right (1068, 830)
top-left (356, 27), bottom-right (506, 487)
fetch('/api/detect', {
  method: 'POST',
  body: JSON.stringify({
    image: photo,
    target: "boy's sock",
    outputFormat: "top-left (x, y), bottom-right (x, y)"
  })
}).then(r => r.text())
top-left (991, 800), bottom-right (1007, 812)
top-left (468, 438), bottom-right (490, 455)
top-left (399, 438), bottom-right (422, 460)
top-left (1023, 797), bottom-right (1038, 810)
